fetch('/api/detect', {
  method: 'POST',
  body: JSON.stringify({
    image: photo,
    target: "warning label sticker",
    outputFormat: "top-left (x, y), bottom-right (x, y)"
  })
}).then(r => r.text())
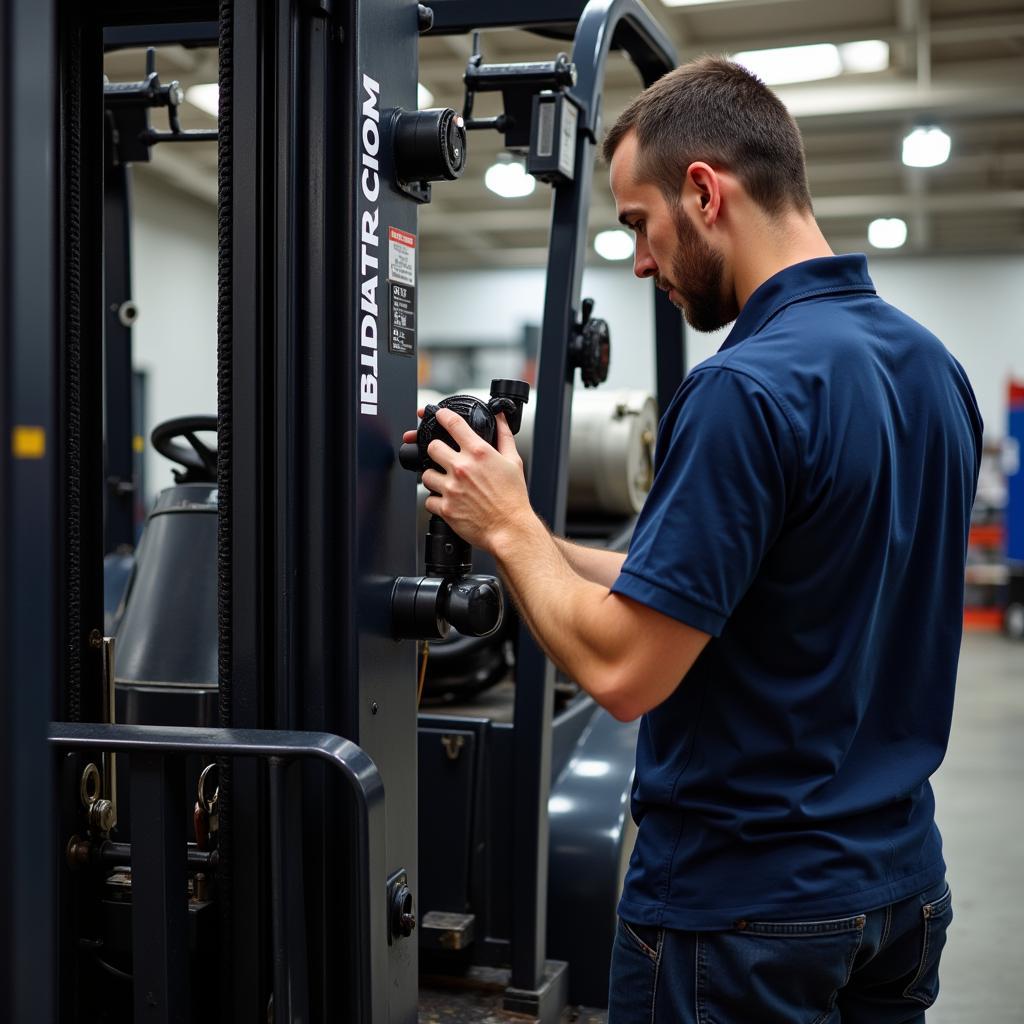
top-left (388, 226), bottom-right (416, 287)
top-left (389, 282), bottom-right (416, 356)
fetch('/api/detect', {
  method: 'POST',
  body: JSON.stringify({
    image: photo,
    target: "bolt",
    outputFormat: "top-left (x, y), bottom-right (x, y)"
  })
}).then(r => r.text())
top-left (66, 835), bottom-right (91, 868)
top-left (89, 799), bottom-right (117, 834)
top-left (390, 883), bottom-right (416, 938)
top-left (370, 701), bottom-right (379, 715)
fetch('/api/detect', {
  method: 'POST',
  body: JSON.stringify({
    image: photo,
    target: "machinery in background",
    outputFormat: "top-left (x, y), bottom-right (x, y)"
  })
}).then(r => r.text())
top-left (103, 49), bottom-right (217, 554)
top-left (3, 1), bottom-right (684, 1021)
top-left (1003, 380), bottom-right (1024, 638)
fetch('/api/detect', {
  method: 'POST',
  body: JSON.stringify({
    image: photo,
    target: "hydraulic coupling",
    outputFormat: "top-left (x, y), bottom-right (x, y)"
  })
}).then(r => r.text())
top-left (391, 378), bottom-right (530, 641)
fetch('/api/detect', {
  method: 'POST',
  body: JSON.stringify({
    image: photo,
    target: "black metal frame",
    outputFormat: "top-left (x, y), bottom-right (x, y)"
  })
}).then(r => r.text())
top-left (222, 0), bottom-right (423, 1018)
top-left (4, 0), bottom-right (683, 1019)
top-left (50, 722), bottom-right (386, 1024)
top-left (0, 2), bottom-right (60, 1019)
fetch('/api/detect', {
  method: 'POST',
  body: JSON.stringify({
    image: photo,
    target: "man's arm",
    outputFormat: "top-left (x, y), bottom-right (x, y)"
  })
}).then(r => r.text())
top-left (493, 516), bottom-right (708, 721)
top-left (551, 536), bottom-right (626, 588)
top-left (421, 409), bottom-right (709, 721)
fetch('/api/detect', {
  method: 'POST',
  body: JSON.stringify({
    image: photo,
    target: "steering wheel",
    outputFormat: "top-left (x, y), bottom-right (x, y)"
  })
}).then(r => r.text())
top-left (151, 415), bottom-right (218, 484)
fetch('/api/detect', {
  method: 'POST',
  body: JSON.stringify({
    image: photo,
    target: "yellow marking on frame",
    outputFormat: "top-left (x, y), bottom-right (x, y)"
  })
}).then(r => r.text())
top-left (12, 426), bottom-right (46, 459)
top-left (133, 435), bottom-right (144, 453)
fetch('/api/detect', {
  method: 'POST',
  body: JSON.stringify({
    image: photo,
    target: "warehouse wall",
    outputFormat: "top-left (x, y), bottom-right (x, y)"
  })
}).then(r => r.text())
top-left (420, 254), bottom-right (1024, 440)
top-left (127, 179), bottom-right (1023, 503)
top-left (130, 175), bottom-right (218, 500)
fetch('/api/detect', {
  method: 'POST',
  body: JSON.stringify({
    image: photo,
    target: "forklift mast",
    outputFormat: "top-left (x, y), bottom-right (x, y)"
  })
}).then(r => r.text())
top-left (1, 1), bottom-right (680, 1021)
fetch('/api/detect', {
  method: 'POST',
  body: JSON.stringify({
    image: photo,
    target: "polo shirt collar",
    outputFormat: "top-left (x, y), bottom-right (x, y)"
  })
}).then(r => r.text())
top-left (720, 253), bottom-right (876, 351)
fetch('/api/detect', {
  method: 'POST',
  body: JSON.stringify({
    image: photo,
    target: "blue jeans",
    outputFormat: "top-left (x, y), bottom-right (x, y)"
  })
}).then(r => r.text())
top-left (608, 881), bottom-right (952, 1023)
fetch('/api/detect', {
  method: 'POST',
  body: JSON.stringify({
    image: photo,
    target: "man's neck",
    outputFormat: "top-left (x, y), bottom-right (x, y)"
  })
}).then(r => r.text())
top-left (732, 211), bottom-right (834, 309)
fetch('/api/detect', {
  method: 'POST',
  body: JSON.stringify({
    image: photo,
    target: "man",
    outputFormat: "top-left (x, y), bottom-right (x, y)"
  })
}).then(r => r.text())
top-left (410, 57), bottom-right (982, 1022)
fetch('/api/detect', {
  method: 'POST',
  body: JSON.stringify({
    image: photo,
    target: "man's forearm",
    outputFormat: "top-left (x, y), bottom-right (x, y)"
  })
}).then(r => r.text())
top-left (551, 535), bottom-right (627, 588)
top-left (488, 510), bottom-right (709, 723)
top-left (491, 515), bottom-right (628, 708)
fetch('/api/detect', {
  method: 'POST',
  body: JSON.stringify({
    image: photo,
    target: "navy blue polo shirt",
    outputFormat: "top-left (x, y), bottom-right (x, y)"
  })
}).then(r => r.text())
top-left (612, 254), bottom-right (982, 930)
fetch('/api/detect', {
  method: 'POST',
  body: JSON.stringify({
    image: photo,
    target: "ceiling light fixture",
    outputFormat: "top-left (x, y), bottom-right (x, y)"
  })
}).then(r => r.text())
top-left (868, 217), bottom-right (908, 249)
top-left (484, 160), bottom-right (536, 199)
top-left (185, 83), bottom-right (219, 118)
top-left (838, 40), bottom-right (890, 74)
top-left (594, 229), bottom-right (634, 261)
top-left (732, 39), bottom-right (890, 86)
top-left (902, 126), bottom-right (951, 168)
top-left (733, 44), bottom-right (842, 86)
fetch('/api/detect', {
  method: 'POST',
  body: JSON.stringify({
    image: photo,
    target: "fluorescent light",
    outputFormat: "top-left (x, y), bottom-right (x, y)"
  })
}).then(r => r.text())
top-left (417, 82), bottom-right (434, 109)
top-left (185, 83), bottom-right (219, 118)
top-left (732, 39), bottom-right (889, 86)
top-left (838, 39), bottom-right (889, 74)
top-left (733, 44), bottom-right (841, 86)
top-left (902, 126), bottom-right (951, 168)
top-left (868, 217), bottom-right (907, 249)
top-left (484, 160), bottom-right (536, 199)
top-left (594, 229), bottom-right (634, 262)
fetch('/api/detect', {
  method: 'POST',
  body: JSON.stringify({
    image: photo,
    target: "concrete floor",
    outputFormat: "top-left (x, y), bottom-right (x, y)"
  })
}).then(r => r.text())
top-left (930, 632), bottom-right (1024, 1023)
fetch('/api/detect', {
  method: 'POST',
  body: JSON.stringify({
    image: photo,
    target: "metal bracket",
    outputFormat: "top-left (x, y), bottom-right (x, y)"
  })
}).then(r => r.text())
top-left (461, 33), bottom-right (578, 152)
top-left (104, 48), bottom-right (217, 167)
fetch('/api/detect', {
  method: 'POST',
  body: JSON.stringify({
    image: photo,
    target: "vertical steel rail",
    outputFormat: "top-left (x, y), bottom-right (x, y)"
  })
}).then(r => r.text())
top-left (510, 0), bottom-right (677, 992)
top-left (222, 0), bottom-right (271, 1018)
top-left (272, 0), bottom-right (299, 735)
top-left (130, 752), bottom-right (190, 1024)
top-left (0, 0), bottom-right (59, 1020)
top-left (267, 756), bottom-right (311, 1024)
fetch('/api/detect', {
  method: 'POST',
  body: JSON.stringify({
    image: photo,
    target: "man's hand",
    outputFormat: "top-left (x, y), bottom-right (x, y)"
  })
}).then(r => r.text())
top-left (418, 407), bottom-right (532, 555)
top-left (401, 404), bottom-right (710, 721)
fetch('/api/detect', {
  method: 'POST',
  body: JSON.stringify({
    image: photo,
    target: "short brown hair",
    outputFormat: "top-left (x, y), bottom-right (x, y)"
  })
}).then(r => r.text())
top-left (603, 56), bottom-right (813, 216)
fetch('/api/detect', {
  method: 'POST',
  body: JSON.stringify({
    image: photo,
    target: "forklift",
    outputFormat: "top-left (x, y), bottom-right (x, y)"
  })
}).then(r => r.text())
top-left (0, 1), bottom-right (684, 1020)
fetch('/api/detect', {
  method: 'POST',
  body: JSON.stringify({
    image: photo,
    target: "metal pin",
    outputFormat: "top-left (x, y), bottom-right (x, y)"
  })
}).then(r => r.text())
top-left (101, 636), bottom-right (118, 830)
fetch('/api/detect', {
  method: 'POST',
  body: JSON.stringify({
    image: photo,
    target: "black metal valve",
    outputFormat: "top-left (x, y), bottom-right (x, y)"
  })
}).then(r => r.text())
top-left (393, 107), bottom-right (467, 191)
top-left (570, 298), bottom-right (610, 388)
top-left (392, 379), bottom-right (529, 641)
top-left (399, 377), bottom-right (529, 480)
top-left (391, 573), bottom-right (503, 641)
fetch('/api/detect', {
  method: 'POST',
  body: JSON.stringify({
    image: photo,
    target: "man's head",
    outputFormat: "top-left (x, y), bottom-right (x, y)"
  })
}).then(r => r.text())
top-left (604, 56), bottom-right (814, 332)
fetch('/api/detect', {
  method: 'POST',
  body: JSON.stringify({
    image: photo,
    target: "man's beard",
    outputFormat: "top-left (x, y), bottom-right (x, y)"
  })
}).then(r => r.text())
top-left (659, 205), bottom-right (739, 333)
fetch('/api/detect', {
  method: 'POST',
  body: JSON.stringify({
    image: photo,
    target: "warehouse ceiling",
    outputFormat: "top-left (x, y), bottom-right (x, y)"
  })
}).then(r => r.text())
top-left (106, 0), bottom-right (1024, 269)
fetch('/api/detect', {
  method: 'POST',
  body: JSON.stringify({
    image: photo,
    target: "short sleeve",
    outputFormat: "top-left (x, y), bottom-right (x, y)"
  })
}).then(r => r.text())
top-left (611, 366), bottom-right (798, 636)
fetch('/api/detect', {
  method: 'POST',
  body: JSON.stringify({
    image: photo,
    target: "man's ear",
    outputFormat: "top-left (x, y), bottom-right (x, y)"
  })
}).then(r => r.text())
top-left (684, 161), bottom-right (721, 224)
